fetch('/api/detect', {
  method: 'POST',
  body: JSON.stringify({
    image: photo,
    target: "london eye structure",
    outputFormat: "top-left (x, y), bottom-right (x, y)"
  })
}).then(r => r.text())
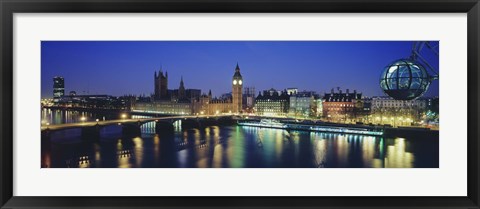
top-left (379, 41), bottom-right (439, 100)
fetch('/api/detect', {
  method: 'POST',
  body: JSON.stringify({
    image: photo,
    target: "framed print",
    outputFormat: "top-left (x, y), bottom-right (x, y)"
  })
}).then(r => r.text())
top-left (1, 0), bottom-right (479, 208)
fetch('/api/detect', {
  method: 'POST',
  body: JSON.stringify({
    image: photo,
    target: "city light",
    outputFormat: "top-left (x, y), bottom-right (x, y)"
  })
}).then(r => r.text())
top-left (40, 41), bottom-right (439, 168)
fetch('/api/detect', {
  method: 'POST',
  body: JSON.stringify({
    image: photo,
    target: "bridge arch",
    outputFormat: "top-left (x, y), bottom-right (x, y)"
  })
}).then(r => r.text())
top-left (41, 115), bottom-right (236, 142)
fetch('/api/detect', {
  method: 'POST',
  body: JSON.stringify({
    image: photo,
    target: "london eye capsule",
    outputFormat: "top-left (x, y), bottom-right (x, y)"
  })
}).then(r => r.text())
top-left (379, 59), bottom-right (431, 100)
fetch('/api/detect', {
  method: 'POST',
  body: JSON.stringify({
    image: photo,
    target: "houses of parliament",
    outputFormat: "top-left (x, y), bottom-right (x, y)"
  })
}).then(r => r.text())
top-left (132, 64), bottom-right (244, 115)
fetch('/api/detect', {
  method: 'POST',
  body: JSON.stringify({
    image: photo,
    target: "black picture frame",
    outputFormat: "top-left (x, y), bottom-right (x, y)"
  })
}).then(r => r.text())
top-left (1, 0), bottom-right (479, 208)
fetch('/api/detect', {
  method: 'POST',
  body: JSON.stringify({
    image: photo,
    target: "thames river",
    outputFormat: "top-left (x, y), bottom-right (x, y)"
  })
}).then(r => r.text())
top-left (41, 109), bottom-right (439, 168)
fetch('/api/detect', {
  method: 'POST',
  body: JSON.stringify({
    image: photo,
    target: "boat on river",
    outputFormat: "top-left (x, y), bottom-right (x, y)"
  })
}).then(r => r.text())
top-left (238, 119), bottom-right (287, 129)
top-left (238, 118), bottom-right (384, 136)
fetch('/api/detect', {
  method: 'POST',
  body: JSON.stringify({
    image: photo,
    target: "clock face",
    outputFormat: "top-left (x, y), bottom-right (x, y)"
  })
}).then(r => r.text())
top-left (238, 80), bottom-right (243, 85)
top-left (233, 80), bottom-right (237, 85)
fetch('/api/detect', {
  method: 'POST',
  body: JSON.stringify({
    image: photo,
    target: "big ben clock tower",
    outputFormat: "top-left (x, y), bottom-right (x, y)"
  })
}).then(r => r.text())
top-left (232, 63), bottom-right (243, 114)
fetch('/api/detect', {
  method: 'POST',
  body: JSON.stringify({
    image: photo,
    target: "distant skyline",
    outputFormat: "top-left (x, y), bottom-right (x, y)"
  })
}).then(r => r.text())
top-left (41, 41), bottom-right (439, 98)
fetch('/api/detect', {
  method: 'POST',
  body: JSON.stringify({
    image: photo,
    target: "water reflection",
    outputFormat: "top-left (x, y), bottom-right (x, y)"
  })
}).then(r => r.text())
top-left (41, 109), bottom-right (439, 168)
top-left (41, 108), bottom-right (118, 125)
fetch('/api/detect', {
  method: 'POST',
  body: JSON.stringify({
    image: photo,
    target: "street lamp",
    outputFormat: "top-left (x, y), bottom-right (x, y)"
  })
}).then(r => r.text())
top-left (80, 116), bottom-right (86, 123)
top-left (121, 113), bottom-right (127, 119)
top-left (96, 119), bottom-right (99, 125)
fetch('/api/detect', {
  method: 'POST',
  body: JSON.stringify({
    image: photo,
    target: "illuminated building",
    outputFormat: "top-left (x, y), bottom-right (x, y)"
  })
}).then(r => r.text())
top-left (322, 88), bottom-right (362, 123)
top-left (134, 72), bottom-right (196, 114)
top-left (53, 76), bottom-right (65, 102)
top-left (194, 90), bottom-right (234, 115)
top-left (254, 89), bottom-right (290, 117)
top-left (286, 88), bottom-right (298, 95)
top-left (289, 91), bottom-right (320, 118)
top-left (371, 96), bottom-right (427, 126)
top-left (127, 64), bottom-right (245, 115)
top-left (232, 63), bottom-right (243, 113)
top-left (315, 99), bottom-right (323, 118)
top-left (41, 98), bottom-right (54, 107)
top-left (371, 96), bottom-right (426, 110)
top-left (193, 64), bottom-right (244, 115)
top-left (135, 63), bottom-right (247, 115)
top-left (133, 101), bottom-right (192, 115)
top-left (54, 94), bottom-right (133, 110)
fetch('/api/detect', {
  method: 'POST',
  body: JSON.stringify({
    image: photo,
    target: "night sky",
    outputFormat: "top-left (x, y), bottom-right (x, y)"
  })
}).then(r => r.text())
top-left (41, 41), bottom-right (439, 98)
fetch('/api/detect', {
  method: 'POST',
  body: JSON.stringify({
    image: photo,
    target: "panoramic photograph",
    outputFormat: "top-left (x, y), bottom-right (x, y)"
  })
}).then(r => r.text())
top-left (40, 41), bottom-right (439, 168)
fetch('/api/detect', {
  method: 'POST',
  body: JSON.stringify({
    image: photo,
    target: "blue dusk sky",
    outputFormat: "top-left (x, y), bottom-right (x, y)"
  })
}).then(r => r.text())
top-left (41, 41), bottom-right (439, 98)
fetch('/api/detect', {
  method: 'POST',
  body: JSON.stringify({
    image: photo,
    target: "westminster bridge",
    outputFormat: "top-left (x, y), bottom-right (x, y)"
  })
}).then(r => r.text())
top-left (41, 115), bottom-right (237, 142)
